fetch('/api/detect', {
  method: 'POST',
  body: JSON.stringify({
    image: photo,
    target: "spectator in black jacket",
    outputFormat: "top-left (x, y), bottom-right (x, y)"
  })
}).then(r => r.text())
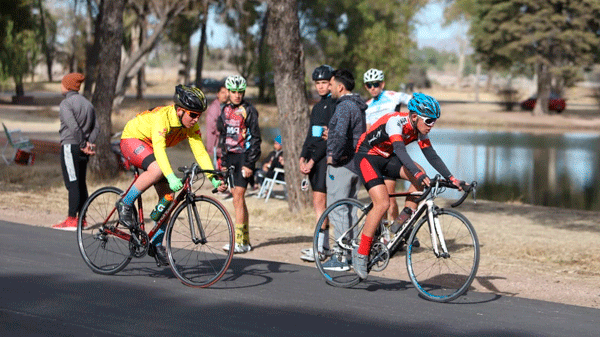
top-left (299, 65), bottom-right (336, 262)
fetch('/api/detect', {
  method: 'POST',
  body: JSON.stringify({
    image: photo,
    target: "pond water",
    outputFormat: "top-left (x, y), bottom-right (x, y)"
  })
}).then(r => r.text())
top-left (406, 129), bottom-right (600, 210)
top-left (264, 127), bottom-right (600, 210)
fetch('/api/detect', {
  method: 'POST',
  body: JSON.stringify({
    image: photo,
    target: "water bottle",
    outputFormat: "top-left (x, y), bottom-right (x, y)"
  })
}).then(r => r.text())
top-left (150, 194), bottom-right (174, 221)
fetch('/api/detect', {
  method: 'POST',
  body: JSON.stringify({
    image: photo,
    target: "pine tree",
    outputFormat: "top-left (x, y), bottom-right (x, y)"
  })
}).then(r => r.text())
top-left (470, 0), bottom-right (600, 115)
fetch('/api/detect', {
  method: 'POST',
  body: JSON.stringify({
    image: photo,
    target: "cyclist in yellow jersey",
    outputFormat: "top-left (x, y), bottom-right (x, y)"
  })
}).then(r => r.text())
top-left (116, 85), bottom-right (227, 266)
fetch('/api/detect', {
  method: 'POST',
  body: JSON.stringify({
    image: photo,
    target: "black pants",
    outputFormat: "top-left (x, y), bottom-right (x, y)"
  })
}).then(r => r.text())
top-left (60, 144), bottom-right (89, 217)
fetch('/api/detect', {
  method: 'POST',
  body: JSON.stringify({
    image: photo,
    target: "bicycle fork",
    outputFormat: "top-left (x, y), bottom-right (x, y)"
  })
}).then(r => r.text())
top-left (426, 200), bottom-right (450, 258)
top-left (188, 196), bottom-right (207, 245)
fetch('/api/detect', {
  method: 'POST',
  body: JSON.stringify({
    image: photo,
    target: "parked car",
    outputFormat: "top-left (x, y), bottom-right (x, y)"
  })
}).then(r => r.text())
top-left (188, 78), bottom-right (224, 93)
top-left (520, 92), bottom-right (566, 113)
top-left (200, 78), bottom-right (224, 93)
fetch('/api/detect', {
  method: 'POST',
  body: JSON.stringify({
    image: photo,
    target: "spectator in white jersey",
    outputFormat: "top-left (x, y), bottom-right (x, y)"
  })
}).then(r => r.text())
top-left (363, 68), bottom-right (412, 222)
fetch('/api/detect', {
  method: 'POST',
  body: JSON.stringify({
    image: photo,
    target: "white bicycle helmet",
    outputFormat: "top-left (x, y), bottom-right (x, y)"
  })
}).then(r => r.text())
top-left (363, 68), bottom-right (384, 83)
top-left (225, 75), bottom-right (247, 91)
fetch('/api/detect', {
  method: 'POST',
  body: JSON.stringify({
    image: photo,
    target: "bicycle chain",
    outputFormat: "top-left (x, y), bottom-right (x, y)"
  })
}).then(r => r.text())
top-left (129, 230), bottom-right (149, 258)
top-left (370, 242), bottom-right (390, 272)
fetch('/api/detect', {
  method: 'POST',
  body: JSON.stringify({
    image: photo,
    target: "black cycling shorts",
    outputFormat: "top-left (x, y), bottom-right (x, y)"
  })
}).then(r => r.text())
top-left (224, 153), bottom-right (252, 189)
top-left (355, 153), bottom-right (403, 191)
top-left (308, 156), bottom-right (327, 193)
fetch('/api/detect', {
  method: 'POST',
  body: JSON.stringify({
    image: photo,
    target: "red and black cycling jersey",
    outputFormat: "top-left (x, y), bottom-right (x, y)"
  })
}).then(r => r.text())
top-left (356, 112), bottom-right (431, 156)
top-left (355, 111), bottom-right (451, 180)
top-left (217, 101), bottom-right (261, 169)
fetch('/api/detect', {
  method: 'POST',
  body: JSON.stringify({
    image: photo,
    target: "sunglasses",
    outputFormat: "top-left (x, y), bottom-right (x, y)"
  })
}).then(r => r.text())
top-left (417, 115), bottom-right (436, 126)
top-left (365, 82), bottom-right (381, 89)
top-left (186, 110), bottom-right (202, 119)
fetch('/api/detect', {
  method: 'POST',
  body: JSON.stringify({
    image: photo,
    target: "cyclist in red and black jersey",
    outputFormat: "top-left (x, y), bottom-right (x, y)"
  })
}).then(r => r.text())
top-left (217, 75), bottom-right (261, 254)
top-left (352, 93), bottom-right (464, 280)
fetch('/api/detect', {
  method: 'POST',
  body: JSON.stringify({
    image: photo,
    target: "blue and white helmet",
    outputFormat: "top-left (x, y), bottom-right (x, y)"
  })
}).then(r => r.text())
top-left (407, 92), bottom-right (441, 119)
top-left (363, 68), bottom-right (384, 83)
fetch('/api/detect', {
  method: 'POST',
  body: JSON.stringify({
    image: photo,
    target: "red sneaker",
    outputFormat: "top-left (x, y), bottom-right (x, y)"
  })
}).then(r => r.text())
top-left (78, 217), bottom-right (88, 229)
top-left (51, 216), bottom-right (78, 231)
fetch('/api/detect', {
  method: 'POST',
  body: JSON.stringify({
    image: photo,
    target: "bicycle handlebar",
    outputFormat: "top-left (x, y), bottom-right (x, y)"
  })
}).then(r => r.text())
top-left (177, 164), bottom-right (234, 194)
top-left (415, 175), bottom-right (477, 207)
top-left (450, 181), bottom-right (477, 207)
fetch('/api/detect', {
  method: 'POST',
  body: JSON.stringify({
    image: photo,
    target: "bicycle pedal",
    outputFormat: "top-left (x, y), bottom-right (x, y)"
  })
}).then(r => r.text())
top-left (154, 259), bottom-right (168, 267)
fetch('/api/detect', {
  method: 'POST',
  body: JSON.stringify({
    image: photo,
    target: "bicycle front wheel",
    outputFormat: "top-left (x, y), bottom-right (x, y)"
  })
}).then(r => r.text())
top-left (313, 198), bottom-right (368, 288)
top-left (77, 186), bottom-right (133, 275)
top-left (406, 208), bottom-right (480, 302)
top-left (166, 195), bottom-right (234, 288)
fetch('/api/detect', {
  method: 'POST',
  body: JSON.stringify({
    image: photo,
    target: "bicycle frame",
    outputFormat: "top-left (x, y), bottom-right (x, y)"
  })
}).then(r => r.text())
top-left (99, 167), bottom-right (195, 246)
top-left (332, 181), bottom-right (457, 263)
top-left (387, 182), bottom-right (455, 258)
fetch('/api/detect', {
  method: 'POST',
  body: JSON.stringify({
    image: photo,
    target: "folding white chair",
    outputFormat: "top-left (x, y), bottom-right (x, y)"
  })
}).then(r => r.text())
top-left (256, 168), bottom-right (286, 202)
top-left (2, 122), bottom-right (34, 165)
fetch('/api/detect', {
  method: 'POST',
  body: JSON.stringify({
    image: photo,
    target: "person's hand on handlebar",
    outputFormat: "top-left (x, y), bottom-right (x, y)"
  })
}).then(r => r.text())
top-left (216, 180), bottom-right (228, 192)
top-left (449, 176), bottom-right (465, 191)
top-left (210, 176), bottom-right (228, 192)
top-left (415, 171), bottom-right (431, 188)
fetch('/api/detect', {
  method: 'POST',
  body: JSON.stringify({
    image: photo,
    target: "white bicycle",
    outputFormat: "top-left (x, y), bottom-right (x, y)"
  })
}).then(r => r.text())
top-left (312, 175), bottom-right (479, 302)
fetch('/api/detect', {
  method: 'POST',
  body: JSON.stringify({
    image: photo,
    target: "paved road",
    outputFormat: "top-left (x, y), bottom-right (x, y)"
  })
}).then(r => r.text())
top-left (1, 220), bottom-right (598, 336)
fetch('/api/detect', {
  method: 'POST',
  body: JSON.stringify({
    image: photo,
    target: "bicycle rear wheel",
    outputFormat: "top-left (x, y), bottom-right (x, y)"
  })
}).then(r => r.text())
top-left (313, 198), bottom-right (367, 288)
top-left (406, 208), bottom-right (480, 302)
top-left (77, 186), bottom-right (133, 275)
top-left (166, 195), bottom-right (234, 288)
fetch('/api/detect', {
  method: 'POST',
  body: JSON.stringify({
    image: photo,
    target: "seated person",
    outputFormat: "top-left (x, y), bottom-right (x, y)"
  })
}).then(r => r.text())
top-left (255, 135), bottom-right (284, 187)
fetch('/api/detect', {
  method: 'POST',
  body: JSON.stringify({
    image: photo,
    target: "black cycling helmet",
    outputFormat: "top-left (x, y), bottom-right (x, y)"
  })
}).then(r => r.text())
top-left (174, 84), bottom-right (208, 112)
top-left (312, 65), bottom-right (334, 81)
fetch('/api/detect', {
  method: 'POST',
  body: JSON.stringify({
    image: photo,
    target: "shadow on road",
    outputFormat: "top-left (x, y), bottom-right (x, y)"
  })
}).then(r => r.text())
top-left (0, 273), bottom-right (539, 336)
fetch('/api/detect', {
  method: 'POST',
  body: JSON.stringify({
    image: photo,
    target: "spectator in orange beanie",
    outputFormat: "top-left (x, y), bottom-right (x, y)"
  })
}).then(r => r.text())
top-left (52, 73), bottom-right (100, 231)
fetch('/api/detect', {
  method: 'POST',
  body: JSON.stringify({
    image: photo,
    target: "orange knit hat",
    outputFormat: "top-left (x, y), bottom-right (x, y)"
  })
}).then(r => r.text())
top-left (62, 73), bottom-right (85, 92)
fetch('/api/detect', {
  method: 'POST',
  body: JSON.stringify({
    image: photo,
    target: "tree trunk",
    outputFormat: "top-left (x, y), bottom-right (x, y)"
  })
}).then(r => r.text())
top-left (37, 0), bottom-right (53, 82)
top-left (136, 67), bottom-right (145, 100)
top-left (90, 0), bottom-right (125, 178)
top-left (83, 0), bottom-right (103, 99)
top-left (474, 63), bottom-right (481, 103)
top-left (533, 62), bottom-right (551, 116)
top-left (257, 9), bottom-right (269, 102)
top-left (181, 42), bottom-right (191, 85)
top-left (267, 0), bottom-right (311, 212)
top-left (194, 17), bottom-right (207, 88)
top-left (456, 37), bottom-right (466, 89)
top-left (134, 15), bottom-right (146, 100)
top-left (15, 81), bottom-right (24, 98)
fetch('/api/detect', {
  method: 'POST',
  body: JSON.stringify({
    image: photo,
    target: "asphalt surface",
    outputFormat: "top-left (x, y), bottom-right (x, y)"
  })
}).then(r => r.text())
top-left (1, 220), bottom-right (598, 336)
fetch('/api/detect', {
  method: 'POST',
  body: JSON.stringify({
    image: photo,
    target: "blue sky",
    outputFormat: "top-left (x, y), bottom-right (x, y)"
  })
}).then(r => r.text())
top-left (203, 2), bottom-right (467, 53)
top-left (414, 2), bottom-right (469, 52)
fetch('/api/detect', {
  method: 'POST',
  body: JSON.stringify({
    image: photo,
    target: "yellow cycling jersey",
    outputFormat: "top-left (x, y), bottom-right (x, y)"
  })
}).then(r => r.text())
top-left (121, 105), bottom-right (214, 178)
